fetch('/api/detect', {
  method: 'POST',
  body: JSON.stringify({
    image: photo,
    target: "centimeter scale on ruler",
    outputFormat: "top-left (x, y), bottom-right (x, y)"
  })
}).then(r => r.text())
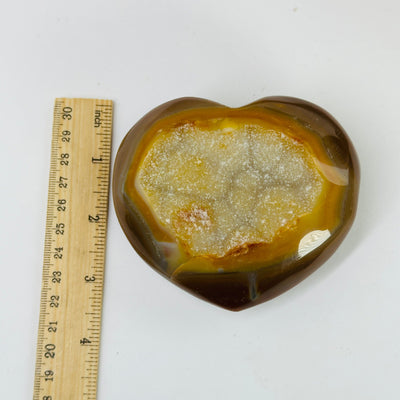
top-left (33, 98), bottom-right (113, 400)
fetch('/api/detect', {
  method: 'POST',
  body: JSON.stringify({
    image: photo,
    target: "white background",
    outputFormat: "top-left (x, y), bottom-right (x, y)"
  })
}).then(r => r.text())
top-left (1, 0), bottom-right (399, 399)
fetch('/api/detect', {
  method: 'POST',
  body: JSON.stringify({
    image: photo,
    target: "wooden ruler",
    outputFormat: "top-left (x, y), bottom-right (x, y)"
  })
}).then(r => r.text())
top-left (33, 98), bottom-right (113, 400)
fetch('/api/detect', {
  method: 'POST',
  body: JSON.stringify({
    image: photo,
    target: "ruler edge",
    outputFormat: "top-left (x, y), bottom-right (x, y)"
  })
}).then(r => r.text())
top-left (33, 99), bottom-right (63, 397)
top-left (33, 98), bottom-right (113, 400)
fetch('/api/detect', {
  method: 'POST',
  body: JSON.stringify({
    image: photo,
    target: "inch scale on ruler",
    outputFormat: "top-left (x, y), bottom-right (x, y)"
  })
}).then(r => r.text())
top-left (33, 98), bottom-right (113, 400)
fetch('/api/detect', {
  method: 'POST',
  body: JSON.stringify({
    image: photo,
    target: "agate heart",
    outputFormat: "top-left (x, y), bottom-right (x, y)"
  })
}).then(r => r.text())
top-left (113, 97), bottom-right (359, 311)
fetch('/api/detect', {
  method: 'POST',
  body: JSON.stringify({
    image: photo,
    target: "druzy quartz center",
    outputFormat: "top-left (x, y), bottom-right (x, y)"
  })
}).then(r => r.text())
top-left (113, 97), bottom-right (359, 311)
top-left (135, 120), bottom-right (323, 258)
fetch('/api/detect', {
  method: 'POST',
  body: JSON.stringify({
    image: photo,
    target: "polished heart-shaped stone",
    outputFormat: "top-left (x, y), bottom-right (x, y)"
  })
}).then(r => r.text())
top-left (113, 97), bottom-right (359, 311)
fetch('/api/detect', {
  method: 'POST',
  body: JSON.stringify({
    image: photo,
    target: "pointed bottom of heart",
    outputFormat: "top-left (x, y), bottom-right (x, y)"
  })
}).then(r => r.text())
top-left (172, 256), bottom-right (322, 311)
